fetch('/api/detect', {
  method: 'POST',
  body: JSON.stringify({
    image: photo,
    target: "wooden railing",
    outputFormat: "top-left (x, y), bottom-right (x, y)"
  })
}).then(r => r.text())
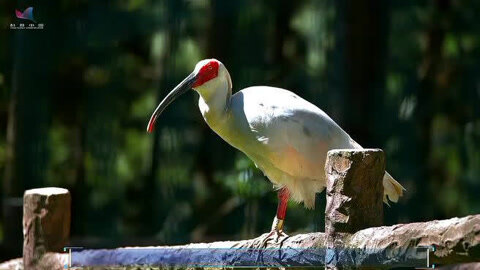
top-left (2, 149), bottom-right (479, 269)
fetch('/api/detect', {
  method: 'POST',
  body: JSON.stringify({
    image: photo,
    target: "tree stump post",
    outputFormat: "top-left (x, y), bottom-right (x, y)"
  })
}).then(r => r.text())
top-left (324, 149), bottom-right (385, 269)
top-left (23, 187), bottom-right (71, 269)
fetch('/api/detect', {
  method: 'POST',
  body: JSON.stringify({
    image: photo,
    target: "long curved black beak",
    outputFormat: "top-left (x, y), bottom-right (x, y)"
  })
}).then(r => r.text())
top-left (147, 72), bottom-right (197, 133)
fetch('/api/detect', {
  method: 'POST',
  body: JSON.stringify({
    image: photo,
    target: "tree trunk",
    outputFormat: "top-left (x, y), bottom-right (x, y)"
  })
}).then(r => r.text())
top-left (60, 214), bottom-right (480, 268)
top-left (414, 0), bottom-right (451, 220)
top-left (328, 0), bottom-right (389, 145)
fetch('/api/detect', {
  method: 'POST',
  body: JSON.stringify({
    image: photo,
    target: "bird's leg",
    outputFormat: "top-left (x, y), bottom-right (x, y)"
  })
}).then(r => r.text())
top-left (259, 188), bottom-right (290, 248)
top-left (272, 187), bottom-right (290, 233)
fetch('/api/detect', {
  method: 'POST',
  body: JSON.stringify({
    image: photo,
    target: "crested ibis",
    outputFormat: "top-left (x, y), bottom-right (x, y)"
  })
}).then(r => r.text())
top-left (147, 59), bottom-right (405, 237)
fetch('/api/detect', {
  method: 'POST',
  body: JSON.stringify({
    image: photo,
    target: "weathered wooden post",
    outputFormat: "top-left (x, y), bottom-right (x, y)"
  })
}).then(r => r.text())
top-left (324, 149), bottom-right (385, 269)
top-left (23, 187), bottom-right (71, 269)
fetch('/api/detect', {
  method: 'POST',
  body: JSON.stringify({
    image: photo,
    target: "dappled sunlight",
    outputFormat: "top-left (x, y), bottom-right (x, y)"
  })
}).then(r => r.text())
top-left (0, 0), bottom-right (479, 263)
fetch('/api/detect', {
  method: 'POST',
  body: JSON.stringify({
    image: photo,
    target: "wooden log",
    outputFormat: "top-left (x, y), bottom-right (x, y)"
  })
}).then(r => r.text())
top-left (0, 253), bottom-right (68, 270)
top-left (347, 214), bottom-right (480, 267)
top-left (2, 214), bottom-right (479, 269)
top-left (324, 149), bottom-right (385, 269)
top-left (67, 215), bottom-right (480, 269)
top-left (23, 187), bottom-right (71, 269)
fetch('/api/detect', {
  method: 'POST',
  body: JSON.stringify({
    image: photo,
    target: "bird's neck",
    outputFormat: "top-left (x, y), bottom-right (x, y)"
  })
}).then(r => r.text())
top-left (197, 79), bottom-right (232, 128)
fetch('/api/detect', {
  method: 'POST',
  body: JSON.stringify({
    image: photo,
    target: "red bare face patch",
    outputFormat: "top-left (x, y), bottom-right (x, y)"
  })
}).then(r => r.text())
top-left (192, 60), bottom-right (219, 87)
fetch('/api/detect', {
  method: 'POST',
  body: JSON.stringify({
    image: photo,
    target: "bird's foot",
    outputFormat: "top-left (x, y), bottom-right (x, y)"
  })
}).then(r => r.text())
top-left (258, 217), bottom-right (289, 248)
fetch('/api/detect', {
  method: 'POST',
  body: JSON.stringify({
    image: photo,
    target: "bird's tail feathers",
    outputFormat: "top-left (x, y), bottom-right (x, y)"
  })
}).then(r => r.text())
top-left (383, 171), bottom-right (405, 205)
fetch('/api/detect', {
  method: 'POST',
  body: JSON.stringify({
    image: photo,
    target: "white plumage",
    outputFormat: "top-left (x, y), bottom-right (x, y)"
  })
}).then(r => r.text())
top-left (192, 60), bottom-right (404, 209)
top-left (147, 59), bottom-right (405, 230)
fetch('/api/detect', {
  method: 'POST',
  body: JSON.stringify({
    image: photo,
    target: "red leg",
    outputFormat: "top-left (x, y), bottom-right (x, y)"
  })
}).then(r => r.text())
top-left (261, 188), bottom-right (290, 247)
top-left (276, 187), bottom-right (290, 220)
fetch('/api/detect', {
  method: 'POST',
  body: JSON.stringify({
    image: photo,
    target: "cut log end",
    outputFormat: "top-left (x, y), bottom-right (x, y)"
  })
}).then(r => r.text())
top-left (24, 187), bottom-right (69, 196)
top-left (325, 149), bottom-right (386, 269)
top-left (325, 149), bottom-right (385, 234)
top-left (23, 188), bottom-right (71, 269)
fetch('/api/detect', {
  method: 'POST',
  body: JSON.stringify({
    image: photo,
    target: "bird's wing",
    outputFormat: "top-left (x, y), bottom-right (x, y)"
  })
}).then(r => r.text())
top-left (230, 86), bottom-right (405, 206)
top-left (234, 86), bottom-right (353, 180)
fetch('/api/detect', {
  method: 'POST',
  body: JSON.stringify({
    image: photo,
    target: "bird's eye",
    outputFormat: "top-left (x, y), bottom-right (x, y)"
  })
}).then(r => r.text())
top-left (208, 66), bottom-right (212, 70)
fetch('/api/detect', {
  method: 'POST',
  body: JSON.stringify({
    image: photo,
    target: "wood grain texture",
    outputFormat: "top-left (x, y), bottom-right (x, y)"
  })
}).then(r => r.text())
top-left (325, 149), bottom-right (385, 269)
top-left (22, 188), bottom-right (70, 269)
top-left (3, 215), bottom-right (479, 269)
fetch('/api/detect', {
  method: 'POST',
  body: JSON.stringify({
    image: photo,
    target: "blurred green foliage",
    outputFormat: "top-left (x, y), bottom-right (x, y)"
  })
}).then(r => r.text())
top-left (0, 0), bottom-right (479, 261)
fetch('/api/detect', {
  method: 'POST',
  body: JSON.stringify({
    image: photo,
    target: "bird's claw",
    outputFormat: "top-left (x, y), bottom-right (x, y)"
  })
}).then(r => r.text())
top-left (272, 229), bottom-right (289, 243)
top-left (258, 217), bottom-right (289, 248)
top-left (258, 229), bottom-right (289, 248)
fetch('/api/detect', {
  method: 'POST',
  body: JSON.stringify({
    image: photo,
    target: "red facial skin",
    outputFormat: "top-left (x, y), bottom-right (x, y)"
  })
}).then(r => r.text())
top-left (193, 60), bottom-right (219, 87)
top-left (147, 60), bottom-right (219, 133)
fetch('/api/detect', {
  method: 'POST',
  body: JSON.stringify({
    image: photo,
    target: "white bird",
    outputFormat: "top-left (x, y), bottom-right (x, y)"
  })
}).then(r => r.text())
top-left (147, 59), bottom-right (405, 236)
